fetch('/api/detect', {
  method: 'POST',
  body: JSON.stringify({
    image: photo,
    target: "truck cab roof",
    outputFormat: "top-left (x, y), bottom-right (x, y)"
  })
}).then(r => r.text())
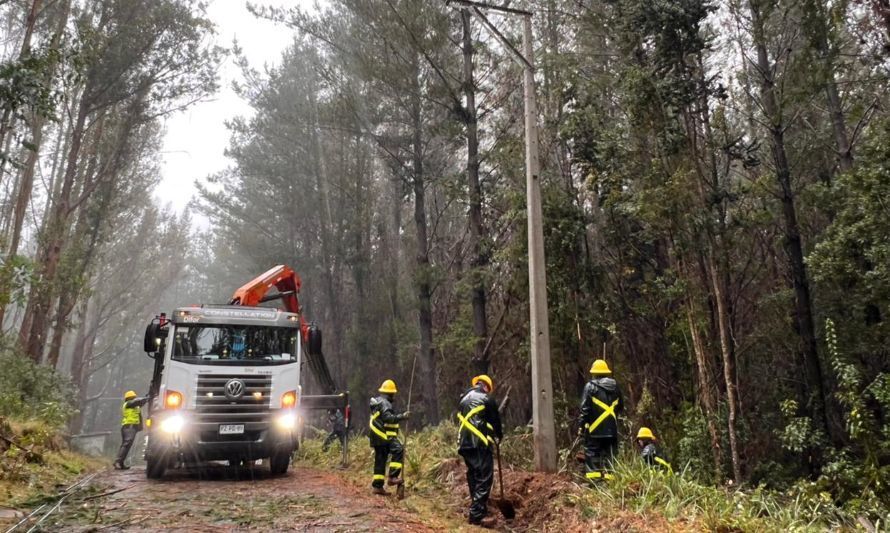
top-left (170, 306), bottom-right (301, 327)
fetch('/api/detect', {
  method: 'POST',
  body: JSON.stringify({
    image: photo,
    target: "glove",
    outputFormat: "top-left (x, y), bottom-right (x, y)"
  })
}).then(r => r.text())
top-left (399, 411), bottom-right (411, 420)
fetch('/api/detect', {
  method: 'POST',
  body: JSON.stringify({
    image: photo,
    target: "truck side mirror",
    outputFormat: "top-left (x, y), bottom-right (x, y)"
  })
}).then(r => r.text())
top-left (307, 325), bottom-right (322, 356)
top-left (144, 322), bottom-right (162, 353)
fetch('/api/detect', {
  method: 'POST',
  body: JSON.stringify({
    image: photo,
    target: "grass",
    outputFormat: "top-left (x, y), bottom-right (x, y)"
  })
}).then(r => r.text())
top-left (298, 423), bottom-right (878, 532)
top-left (575, 455), bottom-right (862, 532)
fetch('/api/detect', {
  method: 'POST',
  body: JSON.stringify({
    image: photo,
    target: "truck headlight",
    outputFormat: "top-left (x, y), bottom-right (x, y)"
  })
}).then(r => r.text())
top-left (275, 412), bottom-right (296, 430)
top-left (160, 414), bottom-right (185, 434)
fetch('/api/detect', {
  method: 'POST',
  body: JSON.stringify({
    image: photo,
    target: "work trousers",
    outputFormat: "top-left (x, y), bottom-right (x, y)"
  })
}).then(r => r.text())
top-left (371, 439), bottom-right (404, 488)
top-left (460, 447), bottom-right (494, 523)
top-left (323, 430), bottom-right (346, 451)
top-left (584, 435), bottom-right (618, 481)
top-left (115, 425), bottom-right (139, 465)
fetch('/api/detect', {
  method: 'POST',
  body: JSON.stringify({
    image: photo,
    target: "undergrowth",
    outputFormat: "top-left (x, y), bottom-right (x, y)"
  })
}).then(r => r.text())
top-left (298, 422), bottom-right (882, 532)
top-left (0, 347), bottom-right (100, 511)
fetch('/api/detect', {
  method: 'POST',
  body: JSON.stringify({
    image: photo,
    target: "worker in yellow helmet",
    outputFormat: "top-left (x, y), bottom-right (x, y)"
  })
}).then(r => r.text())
top-left (457, 374), bottom-right (502, 528)
top-left (578, 359), bottom-right (623, 483)
top-left (368, 379), bottom-right (409, 495)
top-left (113, 390), bottom-right (149, 470)
top-left (637, 427), bottom-right (673, 474)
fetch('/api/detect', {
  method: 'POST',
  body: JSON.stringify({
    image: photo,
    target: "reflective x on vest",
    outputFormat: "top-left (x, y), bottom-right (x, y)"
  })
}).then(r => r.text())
top-left (121, 402), bottom-right (140, 426)
top-left (655, 456), bottom-right (673, 474)
top-left (587, 397), bottom-right (619, 433)
top-left (369, 411), bottom-right (389, 440)
top-left (457, 404), bottom-right (490, 445)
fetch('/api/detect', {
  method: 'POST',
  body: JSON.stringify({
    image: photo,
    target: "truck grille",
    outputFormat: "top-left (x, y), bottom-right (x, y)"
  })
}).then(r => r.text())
top-left (194, 374), bottom-right (272, 428)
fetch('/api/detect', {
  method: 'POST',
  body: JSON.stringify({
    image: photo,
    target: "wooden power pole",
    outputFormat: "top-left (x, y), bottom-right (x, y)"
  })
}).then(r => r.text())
top-left (446, 0), bottom-right (557, 472)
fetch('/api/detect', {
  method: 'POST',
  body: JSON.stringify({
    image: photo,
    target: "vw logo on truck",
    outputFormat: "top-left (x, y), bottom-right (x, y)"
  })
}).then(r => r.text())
top-left (224, 379), bottom-right (245, 399)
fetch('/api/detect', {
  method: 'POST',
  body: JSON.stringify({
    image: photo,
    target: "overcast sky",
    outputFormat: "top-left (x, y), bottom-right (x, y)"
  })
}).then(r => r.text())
top-left (154, 1), bottom-right (313, 222)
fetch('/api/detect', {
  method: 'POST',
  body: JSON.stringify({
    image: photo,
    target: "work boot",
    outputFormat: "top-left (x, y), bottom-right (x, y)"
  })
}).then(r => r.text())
top-left (468, 516), bottom-right (497, 529)
top-left (372, 486), bottom-right (389, 496)
top-left (479, 516), bottom-right (497, 528)
top-left (387, 477), bottom-right (403, 486)
top-left (112, 462), bottom-right (123, 470)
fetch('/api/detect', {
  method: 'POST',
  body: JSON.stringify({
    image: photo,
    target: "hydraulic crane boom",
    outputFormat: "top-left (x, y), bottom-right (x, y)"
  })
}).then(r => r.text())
top-left (230, 265), bottom-right (337, 394)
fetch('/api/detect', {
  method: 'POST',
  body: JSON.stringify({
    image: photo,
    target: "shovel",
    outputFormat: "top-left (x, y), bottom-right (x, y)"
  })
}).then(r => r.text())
top-left (493, 439), bottom-right (516, 520)
top-left (397, 354), bottom-right (418, 501)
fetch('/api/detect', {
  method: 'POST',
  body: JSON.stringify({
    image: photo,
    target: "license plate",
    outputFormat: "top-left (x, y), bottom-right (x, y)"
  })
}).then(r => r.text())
top-left (219, 424), bottom-right (244, 435)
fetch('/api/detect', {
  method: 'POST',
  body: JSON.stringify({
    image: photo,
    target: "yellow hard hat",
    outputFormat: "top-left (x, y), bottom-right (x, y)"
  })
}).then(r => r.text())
top-left (472, 374), bottom-right (494, 392)
top-left (637, 427), bottom-right (656, 440)
top-left (124, 390), bottom-right (137, 400)
top-left (590, 359), bottom-right (612, 375)
top-left (378, 379), bottom-right (398, 394)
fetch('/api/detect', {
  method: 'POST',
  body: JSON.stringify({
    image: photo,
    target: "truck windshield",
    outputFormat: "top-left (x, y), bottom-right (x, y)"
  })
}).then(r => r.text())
top-left (171, 325), bottom-right (298, 365)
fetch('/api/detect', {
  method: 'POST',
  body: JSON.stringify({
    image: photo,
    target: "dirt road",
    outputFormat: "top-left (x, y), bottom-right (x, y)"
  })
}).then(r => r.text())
top-left (31, 464), bottom-right (460, 532)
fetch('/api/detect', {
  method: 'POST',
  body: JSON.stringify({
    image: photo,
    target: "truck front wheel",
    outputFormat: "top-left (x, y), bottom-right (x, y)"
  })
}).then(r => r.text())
top-left (146, 454), bottom-right (166, 479)
top-left (269, 451), bottom-right (290, 475)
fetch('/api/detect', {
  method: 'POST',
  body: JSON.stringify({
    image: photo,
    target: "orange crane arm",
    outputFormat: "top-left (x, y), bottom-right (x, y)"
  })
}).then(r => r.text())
top-left (230, 265), bottom-right (306, 338)
top-left (231, 264), bottom-right (337, 394)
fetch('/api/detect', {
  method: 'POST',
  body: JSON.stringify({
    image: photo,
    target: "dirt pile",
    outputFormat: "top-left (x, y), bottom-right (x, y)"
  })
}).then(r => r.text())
top-left (435, 457), bottom-right (588, 531)
top-left (435, 457), bottom-right (696, 532)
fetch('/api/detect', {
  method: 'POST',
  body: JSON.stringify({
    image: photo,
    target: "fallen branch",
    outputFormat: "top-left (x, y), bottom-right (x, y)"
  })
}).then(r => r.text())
top-left (80, 485), bottom-right (133, 501)
top-left (498, 386), bottom-right (511, 413)
top-left (0, 433), bottom-right (42, 463)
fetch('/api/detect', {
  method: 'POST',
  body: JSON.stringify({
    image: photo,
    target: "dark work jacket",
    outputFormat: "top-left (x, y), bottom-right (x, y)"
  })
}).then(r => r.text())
top-left (328, 410), bottom-right (345, 433)
top-left (457, 385), bottom-right (503, 451)
top-left (641, 443), bottom-right (673, 473)
top-left (368, 394), bottom-right (403, 447)
top-left (579, 377), bottom-right (622, 438)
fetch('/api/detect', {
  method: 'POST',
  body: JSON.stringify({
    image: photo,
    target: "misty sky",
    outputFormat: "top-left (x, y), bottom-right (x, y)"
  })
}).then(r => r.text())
top-left (154, 1), bottom-right (314, 223)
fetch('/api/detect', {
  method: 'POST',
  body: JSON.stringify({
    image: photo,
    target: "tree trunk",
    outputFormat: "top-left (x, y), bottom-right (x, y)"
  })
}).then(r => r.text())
top-left (410, 60), bottom-right (438, 423)
top-left (686, 300), bottom-right (724, 482)
top-left (748, 0), bottom-right (831, 443)
top-left (706, 251), bottom-right (742, 482)
top-left (461, 11), bottom-right (488, 374)
top-left (19, 95), bottom-right (89, 361)
top-left (69, 296), bottom-right (97, 434)
top-left (0, 0), bottom-right (71, 331)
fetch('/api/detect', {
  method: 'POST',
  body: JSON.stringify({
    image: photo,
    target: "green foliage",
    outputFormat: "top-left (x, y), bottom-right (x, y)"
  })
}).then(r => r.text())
top-left (584, 454), bottom-right (856, 530)
top-left (0, 342), bottom-right (76, 428)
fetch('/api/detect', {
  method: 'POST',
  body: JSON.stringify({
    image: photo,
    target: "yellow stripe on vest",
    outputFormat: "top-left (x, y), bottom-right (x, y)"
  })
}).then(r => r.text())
top-left (457, 404), bottom-right (490, 445)
top-left (587, 397), bottom-right (619, 433)
top-left (655, 456), bottom-right (673, 474)
top-left (369, 411), bottom-right (388, 440)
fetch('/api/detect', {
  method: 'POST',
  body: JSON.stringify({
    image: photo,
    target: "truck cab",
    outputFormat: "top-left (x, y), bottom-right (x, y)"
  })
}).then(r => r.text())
top-left (142, 305), bottom-right (312, 478)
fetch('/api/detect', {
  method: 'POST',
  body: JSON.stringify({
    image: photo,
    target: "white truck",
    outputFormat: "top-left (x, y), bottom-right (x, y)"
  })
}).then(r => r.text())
top-left (139, 266), bottom-right (342, 479)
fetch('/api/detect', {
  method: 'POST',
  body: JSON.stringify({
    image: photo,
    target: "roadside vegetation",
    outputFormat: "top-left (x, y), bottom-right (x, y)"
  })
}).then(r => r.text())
top-left (298, 423), bottom-right (885, 531)
top-left (0, 346), bottom-right (100, 509)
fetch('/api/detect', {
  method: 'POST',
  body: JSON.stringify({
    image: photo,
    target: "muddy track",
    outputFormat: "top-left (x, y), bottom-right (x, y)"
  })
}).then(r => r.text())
top-left (37, 464), bottom-right (450, 532)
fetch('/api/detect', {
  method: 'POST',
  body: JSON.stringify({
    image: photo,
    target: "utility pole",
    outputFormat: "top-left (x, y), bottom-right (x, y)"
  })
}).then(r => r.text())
top-left (446, 0), bottom-right (557, 472)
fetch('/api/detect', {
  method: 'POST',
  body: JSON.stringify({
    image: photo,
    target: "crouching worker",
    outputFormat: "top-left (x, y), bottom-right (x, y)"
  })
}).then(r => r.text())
top-left (457, 375), bottom-right (503, 528)
top-left (114, 390), bottom-right (149, 470)
top-left (323, 408), bottom-right (346, 452)
top-left (637, 427), bottom-right (673, 474)
top-left (368, 379), bottom-right (409, 495)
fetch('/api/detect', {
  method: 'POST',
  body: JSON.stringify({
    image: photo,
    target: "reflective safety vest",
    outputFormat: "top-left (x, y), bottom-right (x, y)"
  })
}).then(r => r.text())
top-left (121, 401), bottom-right (141, 426)
top-left (587, 397), bottom-right (619, 434)
top-left (370, 411), bottom-right (399, 441)
top-left (457, 404), bottom-right (493, 446)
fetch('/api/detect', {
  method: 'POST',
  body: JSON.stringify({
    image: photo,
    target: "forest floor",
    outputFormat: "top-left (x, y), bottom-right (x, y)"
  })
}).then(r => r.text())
top-left (2, 462), bottom-right (475, 532)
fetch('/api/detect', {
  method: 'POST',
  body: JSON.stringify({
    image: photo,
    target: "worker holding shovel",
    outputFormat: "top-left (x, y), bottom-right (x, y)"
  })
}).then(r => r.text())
top-left (457, 375), bottom-right (503, 528)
